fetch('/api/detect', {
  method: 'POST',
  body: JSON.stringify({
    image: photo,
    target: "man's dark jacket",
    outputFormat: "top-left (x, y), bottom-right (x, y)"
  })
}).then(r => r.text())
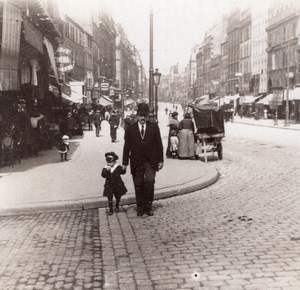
top-left (123, 121), bottom-right (164, 174)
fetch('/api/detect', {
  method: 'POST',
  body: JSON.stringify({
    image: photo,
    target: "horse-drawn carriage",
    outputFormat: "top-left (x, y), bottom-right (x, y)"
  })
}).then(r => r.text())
top-left (189, 103), bottom-right (225, 162)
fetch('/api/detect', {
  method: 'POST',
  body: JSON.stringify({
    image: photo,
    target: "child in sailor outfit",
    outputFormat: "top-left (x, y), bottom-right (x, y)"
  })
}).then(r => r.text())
top-left (101, 152), bottom-right (127, 215)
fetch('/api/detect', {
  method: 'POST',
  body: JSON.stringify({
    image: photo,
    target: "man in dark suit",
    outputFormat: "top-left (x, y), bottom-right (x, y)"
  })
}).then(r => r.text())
top-left (122, 103), bottom-right (164, 216)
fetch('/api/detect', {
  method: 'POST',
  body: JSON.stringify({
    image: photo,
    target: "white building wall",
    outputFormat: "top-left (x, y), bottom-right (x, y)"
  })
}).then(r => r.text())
top-left (115, 35), bottom-right (122, 88)
top-left (208, 15), bottom-right (228, 57)
top-left (251, 2), bottom-right (269, 94)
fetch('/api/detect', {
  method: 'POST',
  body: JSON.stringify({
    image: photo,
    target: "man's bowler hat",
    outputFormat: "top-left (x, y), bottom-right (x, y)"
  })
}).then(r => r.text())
top-left (137, 103), bottom-right (149, 116)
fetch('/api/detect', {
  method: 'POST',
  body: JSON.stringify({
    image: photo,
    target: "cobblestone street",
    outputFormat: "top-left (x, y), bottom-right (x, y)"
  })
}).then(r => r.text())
top-left (98, 130), bottom-right (300, 290)
top-left (1, 123), bottom-right (300, 289)
top-left (0, 211), bottom-right (103, 290)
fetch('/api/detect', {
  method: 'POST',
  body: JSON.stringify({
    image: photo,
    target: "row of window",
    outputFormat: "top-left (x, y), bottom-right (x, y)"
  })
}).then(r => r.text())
top-left (240, 43), bottom-right (251, 59)
top-left (268, 22), bottom-right (297, 47)
top-left (64, 22), bottom-right (93, 49)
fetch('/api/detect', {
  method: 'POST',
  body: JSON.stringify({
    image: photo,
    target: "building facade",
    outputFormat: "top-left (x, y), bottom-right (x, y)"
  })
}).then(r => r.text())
top-left (239, 7), bottom-right (252, 96)
top-left (266, 0), bottom-right (300, 120)
top-left (227, 9), bottom-right (241, 95)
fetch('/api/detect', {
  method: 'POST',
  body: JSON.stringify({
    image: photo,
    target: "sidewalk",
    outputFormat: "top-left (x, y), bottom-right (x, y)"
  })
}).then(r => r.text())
top-left (0, 106), bottom-right (218, 216)
top-left (233, 115), bottom-right (300, 131)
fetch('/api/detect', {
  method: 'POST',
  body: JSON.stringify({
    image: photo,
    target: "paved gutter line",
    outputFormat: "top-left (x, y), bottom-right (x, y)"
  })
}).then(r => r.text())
top-left (234, 121), bottom-right (300, 131)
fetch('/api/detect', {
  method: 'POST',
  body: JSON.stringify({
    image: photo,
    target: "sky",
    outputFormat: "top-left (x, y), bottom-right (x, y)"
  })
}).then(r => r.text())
top-left (108, 0), bottom-right (236, 74)
top-left (58, 0), bottom-right (259, 75)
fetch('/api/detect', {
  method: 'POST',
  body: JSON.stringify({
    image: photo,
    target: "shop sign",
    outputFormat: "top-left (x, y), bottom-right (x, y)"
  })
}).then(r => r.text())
top-left (56, 46), bottom-right (74, 72)
top-left (100, 82), bottom-right (109, 91)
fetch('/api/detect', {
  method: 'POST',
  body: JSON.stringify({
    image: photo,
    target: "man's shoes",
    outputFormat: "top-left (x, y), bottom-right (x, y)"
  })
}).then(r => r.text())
top-left (145, 210), bottom-right (154, 216)
top-left (137, 210), bottom-right (144, 216)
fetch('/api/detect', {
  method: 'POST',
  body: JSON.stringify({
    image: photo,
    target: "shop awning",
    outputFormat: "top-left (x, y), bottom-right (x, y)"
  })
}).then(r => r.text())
top-left (240, 95), bottom-right (255, 104)
top-left (288, 87), bottom-right (300, 100)
top-left (256, 93), bottom-right (274, 105)
top-left (190, 95), bottom-right (209, 105)
top-left (254, 94), bottom-right (266, 103)
top-left (224, 94), bottom-right (240, 104)
top-left (43, 37), bottom-right (59, 83)
top-left (61, 92), bottom-right (83, 103)
top-left (98, 96), bottom-right (113, 106)
top-left (125, 99), bottom-right (135, 106)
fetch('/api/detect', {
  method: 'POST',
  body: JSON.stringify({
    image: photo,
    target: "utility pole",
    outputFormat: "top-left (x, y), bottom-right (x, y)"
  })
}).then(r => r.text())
top-left (149, 8), bottom-right (154, 112)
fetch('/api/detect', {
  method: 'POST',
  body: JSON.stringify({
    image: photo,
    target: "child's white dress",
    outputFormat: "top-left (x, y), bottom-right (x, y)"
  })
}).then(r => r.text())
top-left (170, 136), bottom-right (179, 154)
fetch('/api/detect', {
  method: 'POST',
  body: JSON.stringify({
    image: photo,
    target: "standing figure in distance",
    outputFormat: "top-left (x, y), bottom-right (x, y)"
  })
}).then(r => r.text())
top-left (122, 103), bottom-right (164, 217)
top-left (178, 112), bottom-right (195, 159)
top-left (57, 135), bottom-right (70, 162)
top-left (66, 112), bottom-right (76, 139)
top-left (108, 110), bottom-right (119, 142)
top-left (101, 152), bottom-right (127, 215)
top-left (166, 111), bottom-right (179, 158)
top-left (93, 110), bottom-right (102, 137)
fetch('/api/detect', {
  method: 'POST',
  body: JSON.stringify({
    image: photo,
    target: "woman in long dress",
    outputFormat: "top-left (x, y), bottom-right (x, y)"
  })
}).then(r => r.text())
top-left (178, 112), bottom-right (195, 159)
top-left (166, 111), bottom-right (180, 158)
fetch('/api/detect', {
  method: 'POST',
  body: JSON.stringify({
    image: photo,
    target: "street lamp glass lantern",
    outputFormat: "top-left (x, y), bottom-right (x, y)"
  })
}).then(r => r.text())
top-left (153, 68), bottom-right (161, 85)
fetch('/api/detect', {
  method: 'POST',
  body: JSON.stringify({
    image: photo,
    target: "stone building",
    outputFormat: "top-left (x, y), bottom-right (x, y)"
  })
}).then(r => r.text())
top-left (239, 7), bottom-right (252, 96)
top-left (227, 9), bottom-right (241, 95)
top-left (220, 37), bottom-right (229, 96)
top-left (115, 23), bottom-right (140, 104)
top-left (266, 0), bottom-right (300, 121)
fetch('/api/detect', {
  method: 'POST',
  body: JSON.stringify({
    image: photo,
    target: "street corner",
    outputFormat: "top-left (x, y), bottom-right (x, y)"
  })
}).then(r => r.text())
top-left (153, 158), bottom-right (219, 200)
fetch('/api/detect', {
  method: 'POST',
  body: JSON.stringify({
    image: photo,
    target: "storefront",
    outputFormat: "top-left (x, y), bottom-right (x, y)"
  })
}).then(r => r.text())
top-left (0, 0), bottom-right (60, 122)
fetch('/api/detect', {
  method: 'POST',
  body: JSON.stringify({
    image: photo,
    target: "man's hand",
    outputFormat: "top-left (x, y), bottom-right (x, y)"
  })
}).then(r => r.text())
top-left (158, 162), bottom-right (163, 170)
top-left (122, 165), bottom-right (127, 171)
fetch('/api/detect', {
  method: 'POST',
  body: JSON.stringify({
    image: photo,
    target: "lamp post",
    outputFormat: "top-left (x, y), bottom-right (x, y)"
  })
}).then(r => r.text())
top-left (285, 41), bottom-right (290, 126)
top-left (153, 68), bottom-right (161, 121)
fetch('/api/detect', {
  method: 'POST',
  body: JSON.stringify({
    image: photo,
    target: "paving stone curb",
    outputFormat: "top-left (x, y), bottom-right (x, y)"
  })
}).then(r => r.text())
top-left (0, 166), bottom-right (219, 216)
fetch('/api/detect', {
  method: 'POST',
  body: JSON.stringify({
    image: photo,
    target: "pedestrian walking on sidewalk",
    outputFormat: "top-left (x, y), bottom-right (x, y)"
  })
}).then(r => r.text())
top-left (108, 110), bottom-right (119, 142)
top-left (57, 135), bottom-right (69, 162)
top-left (88, 110), bottom-right (94, 131)
top-left (122, 103), bottom-right (164, 217)
top-left (66, 112), bottom-right (76, 139)
top-left (101, 152), bottom-right (127, 215)
top-left (93, 110), bottom-right (103, 137)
